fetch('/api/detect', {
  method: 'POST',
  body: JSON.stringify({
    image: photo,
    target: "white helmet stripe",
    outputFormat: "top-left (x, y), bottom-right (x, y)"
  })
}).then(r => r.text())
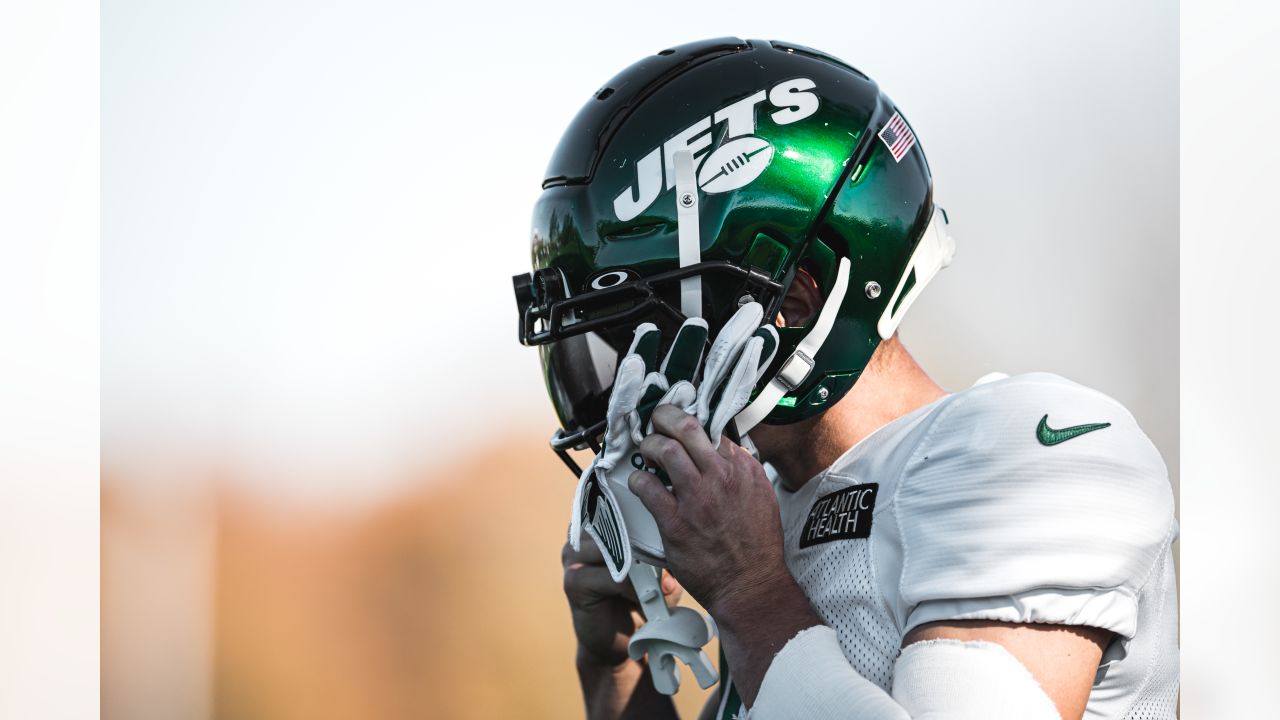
top-left (877, 206), bottom-right (954, 339)
top-left (673, 151), bottom-right (703, 319)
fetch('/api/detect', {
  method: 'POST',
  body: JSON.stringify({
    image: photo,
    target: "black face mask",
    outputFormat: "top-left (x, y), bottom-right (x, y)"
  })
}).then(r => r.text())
top-left (513, 261), bottom-right (785, 475)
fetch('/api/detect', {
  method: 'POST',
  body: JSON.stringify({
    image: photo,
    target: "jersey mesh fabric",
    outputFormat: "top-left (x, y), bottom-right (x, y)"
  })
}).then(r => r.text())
top-left (1118, 548), bottom-right (1179, 720)
top-left (772, 402), bottom-right (944, 694)
top-left (782, 474), bottom-right (901, 690)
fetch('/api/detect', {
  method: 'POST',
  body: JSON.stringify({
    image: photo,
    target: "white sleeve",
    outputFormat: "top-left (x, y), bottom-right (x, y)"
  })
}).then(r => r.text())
top-left (745, 626), bottom-right (1060, 719)
top-left (893, 373), bottom-right (1176, 645)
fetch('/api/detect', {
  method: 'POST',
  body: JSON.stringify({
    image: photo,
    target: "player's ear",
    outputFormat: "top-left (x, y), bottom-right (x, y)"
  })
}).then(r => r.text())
top-left (778, 267), bottom-right (822, 328)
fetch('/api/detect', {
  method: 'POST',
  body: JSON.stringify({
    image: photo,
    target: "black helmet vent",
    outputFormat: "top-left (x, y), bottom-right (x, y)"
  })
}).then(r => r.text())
top-left (543, 37), bottom-right (750, 188)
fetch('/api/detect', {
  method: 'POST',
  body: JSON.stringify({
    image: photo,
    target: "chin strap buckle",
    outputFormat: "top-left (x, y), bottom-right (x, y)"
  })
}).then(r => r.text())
top-left (774, 350), bottom-right (815, 392)
top-left (733, 256), bottom-right (852, 435)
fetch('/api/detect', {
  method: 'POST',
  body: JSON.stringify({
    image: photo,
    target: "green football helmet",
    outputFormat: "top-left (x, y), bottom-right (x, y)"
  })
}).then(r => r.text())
top-left (512, 37), bottom-right (955, 474)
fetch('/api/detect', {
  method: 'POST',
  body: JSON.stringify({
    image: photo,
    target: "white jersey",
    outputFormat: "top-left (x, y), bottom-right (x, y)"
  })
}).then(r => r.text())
top-left (739, 372), bottom-right (1178, 719)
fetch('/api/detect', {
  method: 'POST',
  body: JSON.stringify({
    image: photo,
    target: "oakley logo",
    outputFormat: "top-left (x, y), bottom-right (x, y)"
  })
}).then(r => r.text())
top-left (613, 78), bottom-right (820, 221)
top-left (588, 269), bottom-right (638, 291)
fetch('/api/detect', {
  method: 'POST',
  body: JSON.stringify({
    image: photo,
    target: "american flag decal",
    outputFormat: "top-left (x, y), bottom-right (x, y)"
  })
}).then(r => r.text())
top-left (878, 112), bottom-right (916, 163)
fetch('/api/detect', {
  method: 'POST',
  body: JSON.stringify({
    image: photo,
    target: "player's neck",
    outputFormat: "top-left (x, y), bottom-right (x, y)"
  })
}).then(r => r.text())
top-left (756, 338), bottom-right (946, 492)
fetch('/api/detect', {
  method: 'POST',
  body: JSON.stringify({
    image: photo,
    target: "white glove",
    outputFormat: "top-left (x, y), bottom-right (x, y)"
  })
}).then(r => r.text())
top-left (688, 300), bottom-right (780, 447)
top-left (567, 318), bottom-right (702, 581)
top-left (568, 303), bottom-right (778, 581)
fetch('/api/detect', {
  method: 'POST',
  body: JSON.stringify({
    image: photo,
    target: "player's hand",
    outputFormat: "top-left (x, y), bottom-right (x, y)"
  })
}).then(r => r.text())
top-left (628, 404), bottom-right (790, 618)
top-left (561, 539), bottom-right (682, 668)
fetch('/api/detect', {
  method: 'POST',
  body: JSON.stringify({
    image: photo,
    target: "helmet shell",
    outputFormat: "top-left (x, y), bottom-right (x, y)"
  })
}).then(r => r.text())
top-left (529, 38), bottom-right (934, 434)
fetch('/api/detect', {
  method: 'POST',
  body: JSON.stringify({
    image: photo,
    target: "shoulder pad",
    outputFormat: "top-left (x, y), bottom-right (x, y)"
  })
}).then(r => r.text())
top-left (894, 373), bottom-right (1174, 638)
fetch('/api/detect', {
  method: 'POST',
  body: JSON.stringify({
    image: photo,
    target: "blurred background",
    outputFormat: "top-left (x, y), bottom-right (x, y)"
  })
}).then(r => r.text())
top-left (102, 1), bottom-right (1177, 718)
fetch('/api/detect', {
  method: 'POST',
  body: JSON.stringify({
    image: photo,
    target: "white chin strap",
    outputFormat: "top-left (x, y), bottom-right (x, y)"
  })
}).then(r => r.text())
top-left (733, 256), bottom-right (850, 435)
top-left (733, 206), bottom-right (955, 436)
top-left (877, 206), bottom-right (955, 339)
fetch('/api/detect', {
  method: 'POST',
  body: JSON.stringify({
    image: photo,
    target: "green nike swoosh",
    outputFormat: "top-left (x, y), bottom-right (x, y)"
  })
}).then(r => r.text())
top-left (1036, 414), bottom-right (1112, 446)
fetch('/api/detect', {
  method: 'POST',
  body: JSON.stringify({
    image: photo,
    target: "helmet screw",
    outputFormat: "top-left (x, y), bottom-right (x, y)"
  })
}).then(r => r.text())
top-left (864, 281), bottom-right (882, 299)
top-left (679, 192), bottom-right (695, 208)
top-left (737, 294), bottom-right (754, 307)
top-left (817, 387), bottom-right (830, 401)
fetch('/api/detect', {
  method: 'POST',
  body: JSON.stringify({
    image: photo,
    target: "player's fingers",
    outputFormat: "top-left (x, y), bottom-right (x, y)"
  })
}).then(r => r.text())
top-left (563, 563), bottom-right (630, 607)
top-left (728, 443), bottom-right (772, 491)
top-left (628, 469), bottom-right (679, 527)
top-left (561, 538), bottom-right (605, 569)
top-left (661, 569), bottom-right (683, 599)
top-left (639, 433), bottom-right (700, 496)
top-left (715, 433), bottom-right (739, 461)
top-left (650, 404), bottom-right (721, 475)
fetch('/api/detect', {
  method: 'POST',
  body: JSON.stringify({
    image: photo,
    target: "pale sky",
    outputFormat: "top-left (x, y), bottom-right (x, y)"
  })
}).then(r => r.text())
top-left (102, 0), bottom-right (1177, 502)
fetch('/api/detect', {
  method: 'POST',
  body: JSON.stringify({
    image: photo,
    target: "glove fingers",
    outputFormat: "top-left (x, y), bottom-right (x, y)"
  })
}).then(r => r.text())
top-left (659, 318), bottom-right (709, 383)
top-left (608, 354), bottom-right (648, 414)
top-left (611, 323), bottom-right (664, 450)
top-left (657, 381), bottom-right (697, 415)
top-left (695, 302), bottom-right (765, 424)
top-left (704, 303), bottom-right (763, 385)
top-left (627, 322), bottom-right (663, 375)
top-left (703, 325), bottom-right (778, 443)
top-left (633, 373), bottom-right (670, 439)
top-left (636, 315), bottom-right (707, 428)
top-left (708, 336), bottom-right (763, 446)
top-left (751, 324), bottom-right (780, 384)
top-left (603, 354), bottom-right (651, 462)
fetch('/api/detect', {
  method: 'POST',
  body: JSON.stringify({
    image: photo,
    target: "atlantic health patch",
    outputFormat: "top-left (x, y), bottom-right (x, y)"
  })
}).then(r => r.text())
top-left (799, 483), bottom-right (879, 548)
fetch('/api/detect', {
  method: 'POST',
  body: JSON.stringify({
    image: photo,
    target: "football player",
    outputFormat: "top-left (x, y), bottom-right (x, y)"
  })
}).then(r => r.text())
top-left (514, 38), bottom-right (1177, 720)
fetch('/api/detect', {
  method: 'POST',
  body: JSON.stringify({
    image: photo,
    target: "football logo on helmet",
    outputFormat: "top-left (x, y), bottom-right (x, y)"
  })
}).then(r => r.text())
top-left (612, 78), bottom-right (820, 221)
top-left (697, 136), bottom-right (774, 194)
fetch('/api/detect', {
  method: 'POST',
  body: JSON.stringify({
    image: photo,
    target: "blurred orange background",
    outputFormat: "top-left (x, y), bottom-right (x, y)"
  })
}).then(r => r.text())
top-left (102, 430), bottom-right (716, 720)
